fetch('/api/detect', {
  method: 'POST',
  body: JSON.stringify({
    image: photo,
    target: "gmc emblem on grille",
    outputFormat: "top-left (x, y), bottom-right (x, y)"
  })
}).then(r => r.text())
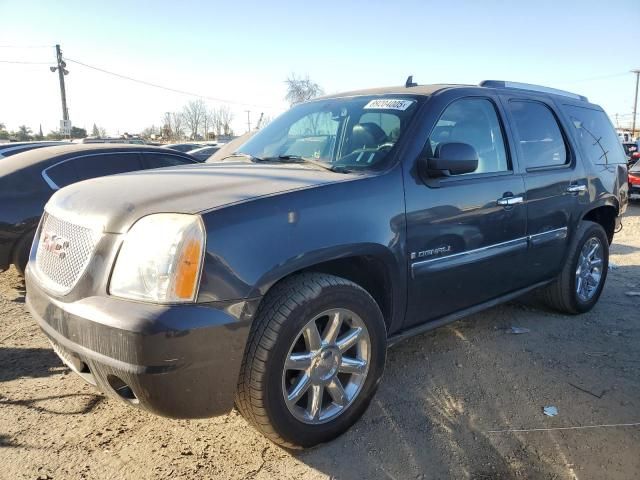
top-left (42, 232), bottom-right (70, 259)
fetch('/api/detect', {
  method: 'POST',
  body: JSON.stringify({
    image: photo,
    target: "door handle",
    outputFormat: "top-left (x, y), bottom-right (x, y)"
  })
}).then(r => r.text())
top-left (566, 184), bottom-right (587, 194)
top-left (497, 196), bottom-right (524, 206)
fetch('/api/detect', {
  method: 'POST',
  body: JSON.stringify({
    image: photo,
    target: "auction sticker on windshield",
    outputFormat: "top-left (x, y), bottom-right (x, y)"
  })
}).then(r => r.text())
top-left (363, 99), bottom-right (415, 110)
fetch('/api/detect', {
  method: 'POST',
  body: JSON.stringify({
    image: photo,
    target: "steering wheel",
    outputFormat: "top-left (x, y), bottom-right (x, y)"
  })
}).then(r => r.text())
top-left (376, 142), bottom-right (395, 151)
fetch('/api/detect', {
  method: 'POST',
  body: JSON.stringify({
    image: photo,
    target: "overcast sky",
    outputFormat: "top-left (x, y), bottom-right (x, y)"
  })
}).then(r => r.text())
top-left (1, 0), bottom-right (639, 136)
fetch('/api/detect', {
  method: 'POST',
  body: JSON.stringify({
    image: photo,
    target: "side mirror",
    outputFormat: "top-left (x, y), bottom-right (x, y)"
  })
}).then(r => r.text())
top-left (424, 142), bottom-right (479, 177)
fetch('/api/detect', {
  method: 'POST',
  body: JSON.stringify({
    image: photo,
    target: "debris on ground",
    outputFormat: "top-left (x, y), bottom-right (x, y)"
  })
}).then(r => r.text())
top-left (608, 263), bottom-right (619, 270)
top-left (624, 291), bottom-right (640, 297)
top-left (568, 382), bottom-right (607, 399)
top-left (543, 406), bottom-right (558, 417)
top-left (510, 327), bottom-right (530, 334)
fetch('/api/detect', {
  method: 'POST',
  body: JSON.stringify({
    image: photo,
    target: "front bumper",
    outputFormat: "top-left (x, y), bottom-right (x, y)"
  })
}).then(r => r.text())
top-left (26, 269), bottom-right (260, 418)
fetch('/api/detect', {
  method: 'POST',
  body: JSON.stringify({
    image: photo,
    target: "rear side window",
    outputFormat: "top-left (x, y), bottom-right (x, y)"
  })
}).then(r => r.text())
top-left (564, 105), bottom-right (627, 165)
top-left (508, 101), bottom-right (567, 169)
top-left (46, 153), bottom-right (143, 188)
top-left (143, 153), bottom-right (194, 168)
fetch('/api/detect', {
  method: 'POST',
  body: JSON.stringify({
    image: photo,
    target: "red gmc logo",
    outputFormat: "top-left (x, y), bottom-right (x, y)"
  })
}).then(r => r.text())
top-left (42, 232), bottom-right (70, 259)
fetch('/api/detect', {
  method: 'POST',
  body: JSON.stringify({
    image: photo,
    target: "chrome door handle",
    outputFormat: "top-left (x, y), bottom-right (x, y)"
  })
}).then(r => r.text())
top-left (566, 184), bottom-right (587, 194)
top-left (497, 196), bottom-right (524, 206)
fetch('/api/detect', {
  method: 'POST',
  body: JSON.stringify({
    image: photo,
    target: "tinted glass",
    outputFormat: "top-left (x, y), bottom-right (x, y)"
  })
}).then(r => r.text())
top-left (564, 105), bottom-right (627, 165)
top-left (46, 153), bottom-right (142, 188)
top-left (428, 98), bottom-right (509, 174)
top-left (144, 153), bottom-right (194, 168)
top-left (508, 101), bottom-right (567, 169)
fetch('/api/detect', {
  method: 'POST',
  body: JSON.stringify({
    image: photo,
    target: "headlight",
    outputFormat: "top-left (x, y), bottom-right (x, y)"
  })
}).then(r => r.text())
top-left (110, 213), bottom-right (205, 303)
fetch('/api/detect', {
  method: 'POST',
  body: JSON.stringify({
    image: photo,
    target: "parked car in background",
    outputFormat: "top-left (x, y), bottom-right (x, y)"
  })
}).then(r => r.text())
top-left (629, 161), bottom-right (640, 198)
top-left (188, 145), bottom-right (221, 162)
top-left (25, 80), bottom-right (627, 448)
top-left (0, 144), bottom-right (198, 275)
top-left (0, 141), bottom-right (69, 159)
top-left (76, 137), bottom-right (147, 145)
top-left (622, 141), bottom-right (639, 164)
top-left (162, 143), bottom-right (202, 152)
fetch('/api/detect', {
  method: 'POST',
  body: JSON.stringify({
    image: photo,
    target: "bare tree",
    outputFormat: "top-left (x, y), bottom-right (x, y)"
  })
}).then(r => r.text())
top-left (218, 105), bottom-right (234, 136)
top-left (203, 107), bottom-right (216, 140)
top-left (182, 99), bottom-right (206, 140)
top-left (162, 112), bottom-right (173, 140)
top-left (171, 112), bottom-right (184, 141)
top-left (285, 74), bottom-right (324, 106)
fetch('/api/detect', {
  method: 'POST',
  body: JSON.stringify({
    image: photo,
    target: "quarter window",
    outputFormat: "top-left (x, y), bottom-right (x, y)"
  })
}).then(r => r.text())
top-left (429, 98), bottom-right (509, 174)
top-left (508, 101), bottom-right (567, 169)
top-left (564, 105), bottom-right (627, 165)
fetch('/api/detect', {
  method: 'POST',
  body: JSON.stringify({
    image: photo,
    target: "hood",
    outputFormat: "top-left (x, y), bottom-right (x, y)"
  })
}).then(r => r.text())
top-left (46, 162), bottom-right (353, 233)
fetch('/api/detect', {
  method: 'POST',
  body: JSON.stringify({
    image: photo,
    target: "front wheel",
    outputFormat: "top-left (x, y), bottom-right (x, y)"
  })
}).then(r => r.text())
top-left (541, 221), bottom-right (609, 314)
top-left (235, 273), bottom-right (387, 448)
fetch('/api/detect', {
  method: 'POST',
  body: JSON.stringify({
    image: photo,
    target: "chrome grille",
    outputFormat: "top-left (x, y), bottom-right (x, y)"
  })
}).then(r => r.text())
top-left (35, 213), bottom-right (100, 294)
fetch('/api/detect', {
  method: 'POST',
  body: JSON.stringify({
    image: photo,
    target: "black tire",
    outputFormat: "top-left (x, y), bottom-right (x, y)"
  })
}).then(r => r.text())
top-left (12, 231), bottom-right (35, 277)
top-left (235, 272), bottom-right (387, 449)
top-left (540, 221), bottom-right (609, 314)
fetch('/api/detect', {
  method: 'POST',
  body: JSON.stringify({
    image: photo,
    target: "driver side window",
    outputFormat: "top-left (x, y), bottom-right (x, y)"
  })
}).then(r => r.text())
top-left (429, 98), bottom-right (509, 174)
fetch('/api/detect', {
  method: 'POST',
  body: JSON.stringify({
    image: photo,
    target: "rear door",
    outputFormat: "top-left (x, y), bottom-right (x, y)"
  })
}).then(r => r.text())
top-left (500, 95), bottom-right (586, 283)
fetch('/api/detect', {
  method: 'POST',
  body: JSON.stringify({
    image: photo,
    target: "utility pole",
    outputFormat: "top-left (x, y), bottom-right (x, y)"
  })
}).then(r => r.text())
top-left (244, 110), bottom-right (251, 132)
top-left (51, 44), bottom-right (70, 135)
top-left (632, 69), bottom-right (640, 139)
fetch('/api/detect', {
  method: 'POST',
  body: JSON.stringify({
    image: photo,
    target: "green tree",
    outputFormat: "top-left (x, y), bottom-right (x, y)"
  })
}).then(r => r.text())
top-left (0, 122), bottom-right (8, 140)
top-left (70, 126), bottom-right (87, 139)
top-left (35, 124), bottom-right (44, 140)
top-left (92, 123), bottom-right (101, 137)
top-left (46, 130), bottom-right (64, 140)
top-left (17, 125), bottom-right (33, 141)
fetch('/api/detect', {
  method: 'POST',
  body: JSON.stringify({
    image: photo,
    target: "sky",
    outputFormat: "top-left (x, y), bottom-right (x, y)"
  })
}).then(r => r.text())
top-left (1, 0), bottom-right (639, 137)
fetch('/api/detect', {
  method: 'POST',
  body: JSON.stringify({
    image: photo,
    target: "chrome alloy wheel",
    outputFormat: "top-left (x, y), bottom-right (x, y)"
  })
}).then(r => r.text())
top-left (576, 237), bottom-right (603, 302)
top-left (281, 308), bottom-right (371, 424)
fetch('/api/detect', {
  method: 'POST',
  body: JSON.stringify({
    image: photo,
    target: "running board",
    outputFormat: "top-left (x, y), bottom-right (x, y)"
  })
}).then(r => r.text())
top-left (387, 279), bottom-right (552, 347)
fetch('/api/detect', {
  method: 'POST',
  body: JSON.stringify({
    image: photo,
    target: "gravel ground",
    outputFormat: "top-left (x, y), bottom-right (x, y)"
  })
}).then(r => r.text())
top-left (1, 203), bottom-right (639, 480)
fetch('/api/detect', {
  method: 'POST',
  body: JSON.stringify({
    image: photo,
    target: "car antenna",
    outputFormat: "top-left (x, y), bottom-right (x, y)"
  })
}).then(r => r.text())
top-left (405, 75), bottom-right (418, 88)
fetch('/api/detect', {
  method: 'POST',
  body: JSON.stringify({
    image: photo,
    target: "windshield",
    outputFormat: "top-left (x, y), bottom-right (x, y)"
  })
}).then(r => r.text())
top-left (235, 96), bottom-right (421, 171)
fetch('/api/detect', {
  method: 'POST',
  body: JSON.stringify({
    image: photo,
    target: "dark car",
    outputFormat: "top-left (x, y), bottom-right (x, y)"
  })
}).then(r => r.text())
top-left (26, 80), bottom-right (627, 448)
top-left (622, 141), bottom-right (639, 164)
top-left (188, 145), bottom-right (221, 162)
top-left (0, 141), bottom-right (70, 158)
top-left (162, 143), bottom-right (202, 153)
top-left (0, 144), bottom-right (198, 275)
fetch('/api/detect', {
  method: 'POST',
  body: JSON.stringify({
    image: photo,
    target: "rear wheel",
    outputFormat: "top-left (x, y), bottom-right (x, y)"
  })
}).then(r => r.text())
top-left (541, 221), bottom-right (609, 314)
top-left (12, 231), bottom-right (35, 277)
top-left (235, 273), bottom-right (386, 448)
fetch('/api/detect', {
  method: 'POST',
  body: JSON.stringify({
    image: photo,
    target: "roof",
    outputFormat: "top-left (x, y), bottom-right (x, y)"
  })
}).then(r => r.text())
top-left (0, 143), bottom-right (187, 176)
top-left (314, 84), bottom-right (464, 100)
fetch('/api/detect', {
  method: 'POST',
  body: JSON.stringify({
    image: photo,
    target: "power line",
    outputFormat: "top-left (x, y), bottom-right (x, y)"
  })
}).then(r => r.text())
top-left (0, 59), bottom-right (55, 65)
top-left (0, 44), bottom-right (53, 49)
top-left (64, 57), bottom-right (280, 109)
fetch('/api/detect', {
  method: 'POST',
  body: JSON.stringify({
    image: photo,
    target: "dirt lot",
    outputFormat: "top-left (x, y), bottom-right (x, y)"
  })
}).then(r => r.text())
top-left (1, 204), bottom-right (639, 480)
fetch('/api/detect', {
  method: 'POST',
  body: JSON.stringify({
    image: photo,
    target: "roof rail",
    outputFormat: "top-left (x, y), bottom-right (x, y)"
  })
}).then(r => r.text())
top-left (479, 80), bottom-right (588, 102)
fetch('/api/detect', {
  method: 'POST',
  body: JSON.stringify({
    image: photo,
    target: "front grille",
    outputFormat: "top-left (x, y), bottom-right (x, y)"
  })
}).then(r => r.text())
top-left (35, 213), bottom-right (100, 294)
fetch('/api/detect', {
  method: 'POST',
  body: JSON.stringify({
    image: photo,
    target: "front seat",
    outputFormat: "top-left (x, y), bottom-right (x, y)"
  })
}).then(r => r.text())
top-left (350, 122), bottom-right (388, 151)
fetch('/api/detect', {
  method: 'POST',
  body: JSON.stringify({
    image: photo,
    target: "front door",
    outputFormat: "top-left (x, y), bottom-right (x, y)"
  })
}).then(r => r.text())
top-left (404, 94), bottom-right (528, 327)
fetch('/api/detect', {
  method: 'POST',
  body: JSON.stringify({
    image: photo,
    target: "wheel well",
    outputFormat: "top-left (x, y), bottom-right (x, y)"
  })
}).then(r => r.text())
top-left (583, 206), bottom-right (617, 244)
top-left (272, 256), bottom-right (394, 331)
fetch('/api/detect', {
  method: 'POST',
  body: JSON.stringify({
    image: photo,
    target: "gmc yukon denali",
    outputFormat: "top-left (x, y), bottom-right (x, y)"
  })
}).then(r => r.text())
top-left (25, 80), bottom-right (628, 448)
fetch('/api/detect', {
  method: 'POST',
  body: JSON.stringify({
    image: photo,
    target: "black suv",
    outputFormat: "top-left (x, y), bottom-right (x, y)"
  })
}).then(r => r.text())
top-left (26, 81), bottom-right (628, 448)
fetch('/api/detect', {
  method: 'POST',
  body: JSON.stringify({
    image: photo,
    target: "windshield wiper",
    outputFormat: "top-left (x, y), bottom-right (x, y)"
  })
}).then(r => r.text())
top-left (263, 155), bottom-right (350, 173)
top-left (221, 152), bottom-right (266, 162)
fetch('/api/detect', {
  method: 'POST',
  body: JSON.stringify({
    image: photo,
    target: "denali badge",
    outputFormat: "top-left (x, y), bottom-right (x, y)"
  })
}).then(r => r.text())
top-left (411, 245), bottom-right (452, 260)
top-left (42, 232), bottom-right (70, 259)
